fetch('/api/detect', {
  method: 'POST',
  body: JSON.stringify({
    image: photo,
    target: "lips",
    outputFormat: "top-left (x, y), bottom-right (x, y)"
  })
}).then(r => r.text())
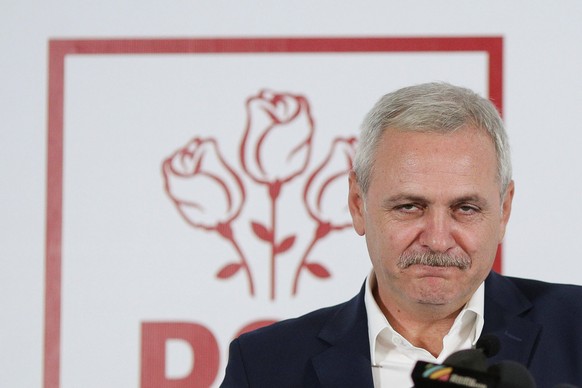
top-left (407, 264), bottom-right (463, 277)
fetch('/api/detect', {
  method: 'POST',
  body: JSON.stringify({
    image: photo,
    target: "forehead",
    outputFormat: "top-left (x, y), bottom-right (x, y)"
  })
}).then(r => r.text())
top-left (370, 127), bottom-right (500, 195)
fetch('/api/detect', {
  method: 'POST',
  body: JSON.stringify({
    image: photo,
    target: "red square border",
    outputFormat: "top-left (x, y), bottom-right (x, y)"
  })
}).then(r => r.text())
top-left (45, 36), bottom-right (503, 388)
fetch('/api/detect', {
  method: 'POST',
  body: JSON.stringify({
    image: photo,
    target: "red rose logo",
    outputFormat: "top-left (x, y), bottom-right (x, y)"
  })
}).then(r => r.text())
top-left (292, 137), bottom-right (358, 295)
top-left (303, 137), bottom-right (357, 228)
top-left (239, 90), bottom-right (315, 299)
top-left (162, 91), bottom-right (353, 299)
top-left (162, 137), bottom-right (254, 295)
top-left (240, 90), bottom-right (314, 187)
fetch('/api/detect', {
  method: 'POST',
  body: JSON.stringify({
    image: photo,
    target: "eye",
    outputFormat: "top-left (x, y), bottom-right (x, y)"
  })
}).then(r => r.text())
top-left (395, 203), bottom-right (423, 213)
top-left (456, 204), bottom-right (480, 215)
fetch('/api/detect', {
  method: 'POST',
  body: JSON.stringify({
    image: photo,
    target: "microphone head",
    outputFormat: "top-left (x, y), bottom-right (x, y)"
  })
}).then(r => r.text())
top-left (443, 348), bottom-right (488, 372)
top-left (488, 360), bottom-right (536, 388)
top-left (476, 333), bottom-right (501, 358)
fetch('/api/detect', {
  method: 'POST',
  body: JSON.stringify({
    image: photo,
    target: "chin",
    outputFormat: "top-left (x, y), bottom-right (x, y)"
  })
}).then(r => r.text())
top-left (412, 286), bottom-right (458, 306)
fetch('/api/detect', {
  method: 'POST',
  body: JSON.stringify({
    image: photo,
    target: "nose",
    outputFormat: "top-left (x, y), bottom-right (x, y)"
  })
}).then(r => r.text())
top-left (418, 209), bottom-right (456, 253)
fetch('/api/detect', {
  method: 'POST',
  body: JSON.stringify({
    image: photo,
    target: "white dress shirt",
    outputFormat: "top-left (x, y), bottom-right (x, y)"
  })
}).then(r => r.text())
top-left (364, 273), bottom-right (485, 387)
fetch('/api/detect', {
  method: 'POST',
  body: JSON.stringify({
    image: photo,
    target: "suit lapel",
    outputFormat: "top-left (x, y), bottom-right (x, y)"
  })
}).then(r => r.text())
top-left (483, 271), bottom-right (542, 366)
top-left (311, 284), bottom-right (374, 387)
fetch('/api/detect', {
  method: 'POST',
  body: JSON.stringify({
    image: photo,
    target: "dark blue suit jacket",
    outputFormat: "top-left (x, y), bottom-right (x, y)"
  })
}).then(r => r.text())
top-left (221, 271), bottom-right (582, 387)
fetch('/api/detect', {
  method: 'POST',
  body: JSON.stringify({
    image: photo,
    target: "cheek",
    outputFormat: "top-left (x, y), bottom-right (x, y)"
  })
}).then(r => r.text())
top-left (369, 220), bottom-right (419, 259)
top-left (390, 226), bottom-right (419, 251)
top-left (458, 227), bottom-right (499, 267)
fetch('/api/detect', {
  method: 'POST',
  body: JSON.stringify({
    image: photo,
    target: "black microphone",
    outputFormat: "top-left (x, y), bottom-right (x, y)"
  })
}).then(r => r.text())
top-left (552, 385), bottom-right (580, 388)
top-left (488, 360), bottom-right (536, 388)
top-left (441, 348), bottom-right (488, 372)
top-left (476, 334), bottom-right (501, 358)
top-left (411, 349), bottom-right (499, 387)
top-left (439, 333), bottom-right (501, 373)
top-left (412, 334), bottom-right (539, 387)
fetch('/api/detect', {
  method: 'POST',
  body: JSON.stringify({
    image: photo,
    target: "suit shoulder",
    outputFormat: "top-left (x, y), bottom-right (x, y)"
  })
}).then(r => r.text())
top-left (237, 299), bottom-right (349, 345)
top-left (504, 275), bottom-right (582, 305)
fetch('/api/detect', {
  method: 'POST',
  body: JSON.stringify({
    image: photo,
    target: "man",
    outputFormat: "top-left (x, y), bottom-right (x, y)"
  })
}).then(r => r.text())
top-left (221, 83), bottom-right (582, 387)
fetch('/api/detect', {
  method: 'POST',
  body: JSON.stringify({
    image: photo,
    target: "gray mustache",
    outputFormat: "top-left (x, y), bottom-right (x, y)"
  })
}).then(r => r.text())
top-left (397, 251), bottom-right (471, 270)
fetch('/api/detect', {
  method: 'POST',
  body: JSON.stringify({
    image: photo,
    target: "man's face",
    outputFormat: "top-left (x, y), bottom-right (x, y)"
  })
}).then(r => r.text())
top-left (349, 127), bottom-right (514, 312)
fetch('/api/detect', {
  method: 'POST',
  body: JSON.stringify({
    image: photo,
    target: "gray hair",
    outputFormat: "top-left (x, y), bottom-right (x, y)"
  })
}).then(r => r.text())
top-left (353, 82), bottom-right (512, 196)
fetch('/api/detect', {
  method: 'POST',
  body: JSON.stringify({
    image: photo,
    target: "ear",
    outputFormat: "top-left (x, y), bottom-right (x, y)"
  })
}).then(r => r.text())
top-left (348, 171), bottom-right (366, 236)
top-left (498, 180), bottom-right (515, 242)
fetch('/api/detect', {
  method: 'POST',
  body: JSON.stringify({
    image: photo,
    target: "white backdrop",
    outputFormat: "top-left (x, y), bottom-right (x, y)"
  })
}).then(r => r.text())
top-left (2, 2), bottom-right (582, 388)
